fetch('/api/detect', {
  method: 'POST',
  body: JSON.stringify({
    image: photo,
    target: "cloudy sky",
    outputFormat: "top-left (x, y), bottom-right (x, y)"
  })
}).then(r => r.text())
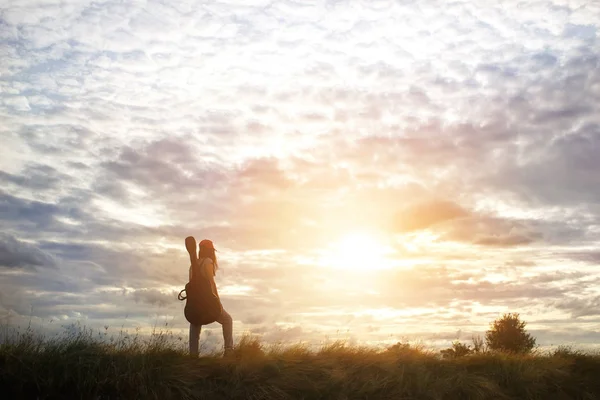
top-left (1, 0), bottom-right (600, 350)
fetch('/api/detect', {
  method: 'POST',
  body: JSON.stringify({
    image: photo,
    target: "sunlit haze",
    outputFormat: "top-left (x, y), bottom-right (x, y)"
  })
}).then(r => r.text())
top-left (1, 0), bottom-right (600, 350)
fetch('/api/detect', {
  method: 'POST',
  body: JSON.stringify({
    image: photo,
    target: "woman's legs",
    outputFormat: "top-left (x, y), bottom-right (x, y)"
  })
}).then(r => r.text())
top-left (216, 308), bottom-right (233, 351)
top-left (189, 309), bottom-right (233, 356)
top-left (189, 323), bottom-right (201, 357)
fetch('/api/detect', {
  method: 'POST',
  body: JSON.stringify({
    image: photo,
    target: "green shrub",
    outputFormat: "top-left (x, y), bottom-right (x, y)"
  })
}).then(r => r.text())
top-left (486, 313), bottom-right (536, 354)
top-left (440, 340), bottom-right (472, 359)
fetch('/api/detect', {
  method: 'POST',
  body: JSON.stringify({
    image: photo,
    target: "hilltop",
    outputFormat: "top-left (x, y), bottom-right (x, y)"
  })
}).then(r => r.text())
top-left (2, 328), bottom-right (600, 399)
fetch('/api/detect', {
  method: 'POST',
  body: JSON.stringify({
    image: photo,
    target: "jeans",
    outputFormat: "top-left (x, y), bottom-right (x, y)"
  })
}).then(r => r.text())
top-left (189, 308), bottom-right (233, 356)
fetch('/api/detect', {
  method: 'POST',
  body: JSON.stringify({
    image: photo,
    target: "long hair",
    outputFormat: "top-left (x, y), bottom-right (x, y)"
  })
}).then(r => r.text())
top-left (198, 246), bottom-right (218, 275)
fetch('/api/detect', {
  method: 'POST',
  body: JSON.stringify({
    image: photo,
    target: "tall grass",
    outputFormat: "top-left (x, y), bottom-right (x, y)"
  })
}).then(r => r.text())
top-left (2, 325), bottom-right (600, 400)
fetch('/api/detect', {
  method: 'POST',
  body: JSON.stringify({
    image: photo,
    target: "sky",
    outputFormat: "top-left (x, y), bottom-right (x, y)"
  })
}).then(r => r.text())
top-left (1, 0), bottom-right (600, 351)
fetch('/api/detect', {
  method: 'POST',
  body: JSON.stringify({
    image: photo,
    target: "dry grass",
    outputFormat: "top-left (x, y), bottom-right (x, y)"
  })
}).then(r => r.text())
top-left (2, 325), bottom-right (600, 400)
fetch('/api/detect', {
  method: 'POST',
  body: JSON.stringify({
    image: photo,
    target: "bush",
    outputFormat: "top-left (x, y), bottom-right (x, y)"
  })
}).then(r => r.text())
top-left (385, 341), bottom-right (432, 359)
top-left (485, 313), bottom-right (536, 354)
top-left (552, 345), bottom-right (584, 358)
top-left (440, 341), bottom-right (472, 359)
top-left (471, 335), bottom-right (486, 353)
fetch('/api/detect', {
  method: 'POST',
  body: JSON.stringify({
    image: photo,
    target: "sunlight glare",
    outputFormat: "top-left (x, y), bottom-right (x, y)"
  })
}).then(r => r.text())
top-left (319, 231), bottom-right (394, 271)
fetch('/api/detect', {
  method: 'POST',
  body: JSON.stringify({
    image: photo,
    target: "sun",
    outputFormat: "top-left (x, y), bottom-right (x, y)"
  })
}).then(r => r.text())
top-left (319, 231), bottom-right (394, 271)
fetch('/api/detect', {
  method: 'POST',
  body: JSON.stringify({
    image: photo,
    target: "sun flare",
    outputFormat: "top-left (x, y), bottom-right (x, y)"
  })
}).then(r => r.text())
top-left (319, 231), bottom-right (394, 271)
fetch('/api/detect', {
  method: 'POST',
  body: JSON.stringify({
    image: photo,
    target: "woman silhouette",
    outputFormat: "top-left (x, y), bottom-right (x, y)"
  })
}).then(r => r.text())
top-left (188, 239), bottom-right (234, 357)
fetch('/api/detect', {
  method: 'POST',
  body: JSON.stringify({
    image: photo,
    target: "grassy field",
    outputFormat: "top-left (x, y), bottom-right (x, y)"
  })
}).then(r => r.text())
top-left (1, 326), bottom-right (600, 400)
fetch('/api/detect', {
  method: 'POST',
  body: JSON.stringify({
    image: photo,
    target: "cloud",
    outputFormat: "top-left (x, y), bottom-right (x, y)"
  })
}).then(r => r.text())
top-left (489, 123), bottom-right (600, 207)
top-left (1, 0), bottom-right (600, 348)
top-left (395, 200), bottom-right (469, 232)
top-left (0, 192), bottom-right (63, 230)
top-left (442, 215), bottom-right (543, 247)
top-left (262, 325), bottom-right (304, 343)
top-left (553, 296), bottom-right (600, 318)
top-left (2, 96), bottom-right (31, 112)
top-left (0, 232), bottom-right (57, 269)
top-left (474, 234), bottom-right (536, 247)
top-left (131, 289), bottom-right (177, 308)
top-left (241, 314), bottom-right (266, 325)
top-left (392, 199), bottom-right (545, 248)
top-left (561, 251), bottom-right (600, 264)
top-left (0, 164), bottom-right (67, 191)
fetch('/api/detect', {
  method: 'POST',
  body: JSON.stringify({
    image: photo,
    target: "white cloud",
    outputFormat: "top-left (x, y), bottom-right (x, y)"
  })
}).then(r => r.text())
top-left (1, 0), bottom-right (600, 348)
top-left (2, 96), bottom-right (31, 111)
